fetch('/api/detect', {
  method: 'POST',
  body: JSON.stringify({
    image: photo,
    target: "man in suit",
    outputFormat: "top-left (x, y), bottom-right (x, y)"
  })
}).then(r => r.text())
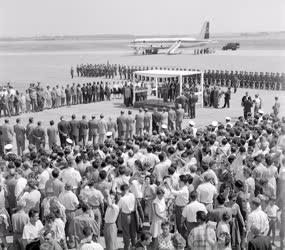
top-left (1, 119), bottom-right (14, 147)
top-left (188, 92), bottom-right (198, 119)
top-left (143, 108), bottom-right (151, 134)
top-left (98, 114), bottom-right (107, 144)
top-left (152, 108), bottom-right (161, 134)
top-left (13, 118), bottom-right (26, 155)
top-left (126, 110), bottom-right (134, 140)
top-left (79, 115), bottom-right (89, 147)
top-left (222, 87), bottom-right (231, 108)
top-left (88, 115), bottom-right (98, 147)
top-left (69, 114), bottom-right (80, 145)
top-left (26, 117), bottom-right (35, 145)
top-left (57, 116), bottom-right (70, 148)
top-left (241, 93), bottom-right (253, 120)
top-left (47, 120), bottom-right (58, 150)
top-left (135, 108), bottom-right (144, 136)
top-left (32, 121), bottom-right (45, 151)
top-left (117, 110), bottom-right (127, 139)
top-left (176, 104), bottom-right (185, 130)
top-left (168, 107), bottom-right (176, 131)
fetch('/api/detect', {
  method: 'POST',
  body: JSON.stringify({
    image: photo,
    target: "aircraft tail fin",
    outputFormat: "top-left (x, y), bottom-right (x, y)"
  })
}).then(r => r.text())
top-left (199, 21), bottom-right (210, 39)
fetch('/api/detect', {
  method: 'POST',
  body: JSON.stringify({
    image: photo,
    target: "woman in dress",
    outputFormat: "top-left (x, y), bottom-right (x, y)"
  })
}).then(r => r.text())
top-left (142, 175), bottom-right (157, 222)
top-left (158, 221), bottom-right (175, 250)
top-left (217, 212), bottom-right (232, 250)
top-left (150, 188), bottom-right (167, 241)
top-left (226, 192), bottom-right (245, 250)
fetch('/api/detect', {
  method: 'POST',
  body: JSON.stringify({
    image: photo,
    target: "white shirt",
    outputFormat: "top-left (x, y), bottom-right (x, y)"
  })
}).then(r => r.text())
top-left (38, 169), bottom-right (50, 190)
top-left (130, 180), bottom-right (143, 199)
top-left (104, 204), bottom-right (120, 224)
top-left (59, 190), bottom-right (79, 210)
top-left (112, 175), bottom-right (130, 193)
top-left (182, 200), bottom-right (208, 222)
top-left (248, 206), bottom-right (269, 235)
top-left (60, 167), bottom-right (82, 189)
top-left (154, 159), bottom-right (171, 183)
top-left (22, 220), bottom-right (44, 240)
top-left (79, 241), bottom-right (104, 250)
top-left (53, 218), bottom-right (65, 240)
top-left (118, 192), bottom-right (136, 214)
top-left (196, 182), bottom-right (217, 204)
top-left (172, 185), bottom-right (189, 207)
top-left (20, 190), bottom-right (41, 209)
top-left (15, 177), bottom-right (27, 198)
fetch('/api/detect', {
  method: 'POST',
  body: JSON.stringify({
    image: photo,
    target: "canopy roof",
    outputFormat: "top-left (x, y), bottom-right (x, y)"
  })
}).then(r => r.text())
top-left (133, 70), bottom-right (201, 78)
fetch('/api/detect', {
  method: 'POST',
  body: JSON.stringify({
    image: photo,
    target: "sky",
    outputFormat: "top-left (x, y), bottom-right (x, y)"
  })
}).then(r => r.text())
top-left (0, 0), bottom-right (285, 37)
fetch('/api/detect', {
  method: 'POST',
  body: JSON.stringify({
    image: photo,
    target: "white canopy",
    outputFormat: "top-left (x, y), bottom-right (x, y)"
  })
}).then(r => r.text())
top-left (133, 69), bottom-right (204, 107)
top-left (133, 69), bottom-right (201, 78)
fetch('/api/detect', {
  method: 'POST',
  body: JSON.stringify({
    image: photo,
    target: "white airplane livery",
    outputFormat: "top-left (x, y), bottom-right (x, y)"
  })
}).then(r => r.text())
top-left (130, 21), bottom-right (216, 55)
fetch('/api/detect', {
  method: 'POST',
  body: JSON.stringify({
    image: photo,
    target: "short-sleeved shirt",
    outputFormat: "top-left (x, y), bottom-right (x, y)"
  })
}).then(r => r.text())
top-left (22, 220), bottom-right (44, 240)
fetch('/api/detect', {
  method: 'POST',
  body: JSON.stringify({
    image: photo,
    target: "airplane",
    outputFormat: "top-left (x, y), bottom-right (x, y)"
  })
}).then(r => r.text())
top-left (130, 21), bottom-right (217, 55)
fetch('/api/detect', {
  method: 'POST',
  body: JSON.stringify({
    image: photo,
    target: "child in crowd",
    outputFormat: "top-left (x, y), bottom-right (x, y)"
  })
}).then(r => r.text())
top-left (265, 198), bottom-right (279, 246)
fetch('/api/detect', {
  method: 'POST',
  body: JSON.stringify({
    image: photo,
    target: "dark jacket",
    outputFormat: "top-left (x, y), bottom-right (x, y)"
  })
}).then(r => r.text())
top-left (248, 235), bottom-right (272, 250)
top-left (69, 119), bottom-right (80, 137)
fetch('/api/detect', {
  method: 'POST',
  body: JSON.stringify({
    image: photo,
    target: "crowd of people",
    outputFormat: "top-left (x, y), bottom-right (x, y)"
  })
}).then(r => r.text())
top-left (0, 82), bottom-right (120, 118)
top-left (74, 63), bottom-right (285, 91)
top-left (0, 89), bottom-right (284, 250)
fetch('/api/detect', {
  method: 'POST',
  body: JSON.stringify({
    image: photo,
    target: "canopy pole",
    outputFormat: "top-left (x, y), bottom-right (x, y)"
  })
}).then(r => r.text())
top-left (201, 72), bottom-right (204, 108)
top-left (133, 73), bottom-right (136, 104)
top-left (155, 77), bottom-right (158, 98)
top-left (179, 74), bottom-right (183, 96)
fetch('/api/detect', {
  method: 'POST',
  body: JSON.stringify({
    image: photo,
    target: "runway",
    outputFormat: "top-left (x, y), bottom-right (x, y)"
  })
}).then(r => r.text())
top-left (0, 38), bottom-right (284, 91)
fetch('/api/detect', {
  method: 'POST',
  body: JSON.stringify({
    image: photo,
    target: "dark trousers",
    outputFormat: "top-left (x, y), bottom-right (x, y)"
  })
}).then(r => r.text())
top-left (189, 105), bottom-right (196, 118)
top-left (175, 205), bottom-right (185, 235)
top-left (223, 98), bottom-right (230, 108)
top-left (16, 140), bottom-right (25, 155)
top-left (71, 135), bottom-right (79, 145)
top-left (80, 134), bottom-right (87, 147)
top-left (59, 135), bottom-right (66, 148)
top-left (121, 212), bottom-right (137, 250)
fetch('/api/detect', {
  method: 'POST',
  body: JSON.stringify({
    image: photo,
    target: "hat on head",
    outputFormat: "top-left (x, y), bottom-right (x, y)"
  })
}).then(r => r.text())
top-left (189, 120), bottom-right (195, 126)
top-left (66, 138), bottom-right (73, 145)
top-left (4, 144), bottom-right (13, 151)
top-left (161, 124), bottom-right (167, 129)
top-left (251, 197), bottom-right (261, 206)
top-left (106, 131), bottom-right (112, 137)
top-left (211, 121), bottom-right (218, 127)
top-left (225, 117), bottom-right (231, 121)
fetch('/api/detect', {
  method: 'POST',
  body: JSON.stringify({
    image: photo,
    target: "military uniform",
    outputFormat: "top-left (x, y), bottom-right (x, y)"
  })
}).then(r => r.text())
top-left (57, 119), bottom-right (70, 148)
top-left (47, 125), bottom-right (58, 150)
top-left (188, 93), bottom-right (198, 118)
top-left (32, 124), bottom-right (45, 150)
top-left (143, 111), bottom-right (152, 134)
top-left (135, 111), bottom-right (144, 136)
top-left (176, 107), bottom-right (185, 130)
top-left (168, 108), bottom-right (176, 131)
top-left (126, 114), bottom-right (134, 139)
top-left (69, 119), bottom-right (80, 145)
top-left (88, 118), bottom-right (98, 146)
top-left (79, 118), bottom-right (89, 147)
top-left (117, 114), bottom-right (127, 139)
top-left (98, 118), bottom-right (108, 144)
top-left (14, 123), bottom-right (26, 155)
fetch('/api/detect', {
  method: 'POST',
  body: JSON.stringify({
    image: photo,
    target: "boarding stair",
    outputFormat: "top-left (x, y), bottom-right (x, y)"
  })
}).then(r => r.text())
top-left (167, 41), bottom-right (181, 55)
